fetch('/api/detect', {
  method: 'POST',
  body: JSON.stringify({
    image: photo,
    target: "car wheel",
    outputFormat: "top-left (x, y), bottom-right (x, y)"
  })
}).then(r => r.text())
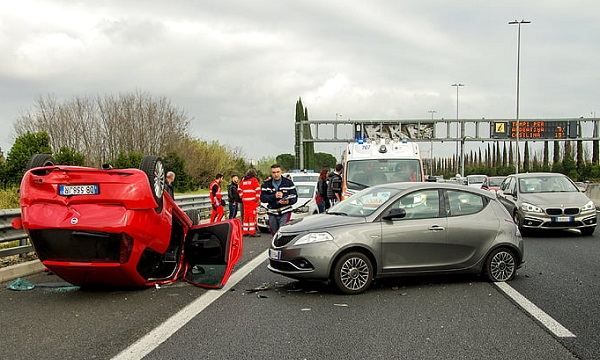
top-left (513, 212), bottom-right (531, 237)
top-left (259, 226), bottom-right (270, 233)
top-left (581, 226), bottom-right (595, 236)
top-left (332, 252), bottom-right (373, 295)
top-left (26, 154), bottom-right (54, 170)
top-left (485, 248), bottom-right (517, 282)
top-left (140, 155), bottom-right (165, 212)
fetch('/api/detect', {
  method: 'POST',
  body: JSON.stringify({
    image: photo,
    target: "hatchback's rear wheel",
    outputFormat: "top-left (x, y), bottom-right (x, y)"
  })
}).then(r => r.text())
top-left (332, 252), bottom-right (373, 294)
top-left (140, 156), bottom-right (165, 212)
top-left (27, 154), bottom-right (54, 170)
top-left (485, 248), bottom-right (517, 282)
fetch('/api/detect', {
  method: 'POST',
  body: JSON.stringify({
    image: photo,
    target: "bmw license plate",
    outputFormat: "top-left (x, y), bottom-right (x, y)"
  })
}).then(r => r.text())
top-left (554, 216), bottom-right (572, 222)
top-left (269, 249), bottom-right (281, 260)
top-left (59, 184), bottom-right (99, 196)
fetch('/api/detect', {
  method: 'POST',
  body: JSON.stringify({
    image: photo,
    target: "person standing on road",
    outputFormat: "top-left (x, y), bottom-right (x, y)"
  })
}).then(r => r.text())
top-left (327, 164), bottom-right (343, 205)
top-left (227, 174), bottom-right (241, 219)
top-left (238, 169), bottom-right (261, 237)
top-left (209, 174), bottom-right (225, 223)
top-left (165, 171), bottom-right (176, 199)
top-left (261, 164), bottom-right (298, 234)
top-left (316, 168), bottom-right (329, 213)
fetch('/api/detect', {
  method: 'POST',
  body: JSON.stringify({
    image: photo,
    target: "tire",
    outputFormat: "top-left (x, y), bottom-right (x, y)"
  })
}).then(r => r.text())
top-left (185, 209), bottom-right (201, 225)
top-left (26, 154), bottom-right (54, 170)
top-left (513, 212), bottom-right (531, 237)
top-left (484, 247), bottom-right (517, 282)
top-left (581, 226), bottom-right (596, 236)
top-left (332, 252), bottom-right (373, 295)
top-left (139, 156), bottom-right (165, 212)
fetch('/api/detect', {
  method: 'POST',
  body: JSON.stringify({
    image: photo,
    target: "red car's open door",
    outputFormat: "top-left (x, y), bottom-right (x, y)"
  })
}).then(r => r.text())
top-left (183, 219), bottom-right (243, 289)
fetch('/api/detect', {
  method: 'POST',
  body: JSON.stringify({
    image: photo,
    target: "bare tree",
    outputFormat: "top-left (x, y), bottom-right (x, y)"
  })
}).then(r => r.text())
top-left (14, 92), bottom-right (190, 166)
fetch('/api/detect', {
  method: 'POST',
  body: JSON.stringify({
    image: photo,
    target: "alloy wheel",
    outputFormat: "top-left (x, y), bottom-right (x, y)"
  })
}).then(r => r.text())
top-left (489, 251), bottom-right (515, 282)
top-left (340, 257), bottom-right (370, 291)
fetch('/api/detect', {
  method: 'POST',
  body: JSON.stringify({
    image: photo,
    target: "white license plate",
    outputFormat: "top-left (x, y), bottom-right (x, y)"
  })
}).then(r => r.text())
top-left (555, 216), bottom-right (572, 222)
top-left (269, 249), bottom-right (281, 260)
top-left (59, 184), bottom-right (99, 196)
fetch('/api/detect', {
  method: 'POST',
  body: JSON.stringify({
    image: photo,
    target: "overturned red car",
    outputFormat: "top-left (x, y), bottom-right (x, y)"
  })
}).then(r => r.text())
top-left (13, 154), bottom-right (243, 288)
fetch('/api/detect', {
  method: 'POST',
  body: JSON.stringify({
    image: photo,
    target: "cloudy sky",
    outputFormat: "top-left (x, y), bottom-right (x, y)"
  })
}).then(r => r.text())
top-left (1, 0), bottom-right (599, 162)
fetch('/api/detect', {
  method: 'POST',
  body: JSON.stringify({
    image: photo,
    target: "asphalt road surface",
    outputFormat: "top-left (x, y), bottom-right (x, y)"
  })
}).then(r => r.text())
top-left (1, 229), bottom-right (599, 360)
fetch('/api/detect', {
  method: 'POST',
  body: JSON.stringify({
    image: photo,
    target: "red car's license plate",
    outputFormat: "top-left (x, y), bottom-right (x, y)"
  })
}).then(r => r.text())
top-left (59, 184), bottom-right (99, 196)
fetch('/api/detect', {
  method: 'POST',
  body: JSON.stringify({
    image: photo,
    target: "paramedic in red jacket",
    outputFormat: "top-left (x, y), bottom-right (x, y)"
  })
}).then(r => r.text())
top-left (209, 174), bottom-right (225, 223)
top-left (237, 169), bottom-right (261, 236)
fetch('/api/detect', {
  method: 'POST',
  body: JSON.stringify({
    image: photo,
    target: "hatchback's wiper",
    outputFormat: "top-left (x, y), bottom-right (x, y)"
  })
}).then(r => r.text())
top-left (327, 211), bottom-right (348, 216)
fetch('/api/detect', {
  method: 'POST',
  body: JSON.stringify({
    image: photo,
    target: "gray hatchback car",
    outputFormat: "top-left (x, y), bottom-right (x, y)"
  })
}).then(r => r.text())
top-left (268, 183), bottom-right (524, 294)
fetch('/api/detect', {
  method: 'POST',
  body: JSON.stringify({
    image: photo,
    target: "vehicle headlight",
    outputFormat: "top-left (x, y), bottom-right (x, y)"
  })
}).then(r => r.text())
top-left (294, 232), bottom-right (333, 245)
top-left (521, 202), bottom-right (543, 213)
top-left (294, 206), bottom-right (310, 213)
top-left (581, 201), bottom-right (595, 212)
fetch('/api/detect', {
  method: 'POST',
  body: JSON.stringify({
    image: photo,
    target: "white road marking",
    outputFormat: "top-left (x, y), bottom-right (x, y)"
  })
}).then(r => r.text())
top-left (112, 250), bottom-right (268, 360)
top-left (494, 282), bottom-right (576, 338)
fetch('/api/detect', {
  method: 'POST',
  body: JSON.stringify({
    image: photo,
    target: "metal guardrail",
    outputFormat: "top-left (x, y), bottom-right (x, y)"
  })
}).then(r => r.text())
top-left (0, 193), bottom-right (226, 260)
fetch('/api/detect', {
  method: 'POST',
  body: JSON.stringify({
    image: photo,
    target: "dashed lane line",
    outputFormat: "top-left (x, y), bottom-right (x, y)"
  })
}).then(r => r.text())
top-left (112, 250), bottom-right (269, 360)
top-left (494, 281), bottom-right (576, 338)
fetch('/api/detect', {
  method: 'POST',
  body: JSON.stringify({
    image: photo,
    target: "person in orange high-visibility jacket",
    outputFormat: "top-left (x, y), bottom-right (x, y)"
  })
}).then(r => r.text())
top-left (209, 174), bottom-right (225, 223)
top-left (237, 169), bottom-right (261, 236)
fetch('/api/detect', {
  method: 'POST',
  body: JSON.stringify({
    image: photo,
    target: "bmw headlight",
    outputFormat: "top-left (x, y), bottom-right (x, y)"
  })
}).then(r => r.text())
top-left (294, 232), bottom-right (333, 245)
top-left (581, 201), bottom-right (595, 212)
top-left (294, 206), bottom-right (310, 213)
top-left (521, 202), bottom-right (543, 213)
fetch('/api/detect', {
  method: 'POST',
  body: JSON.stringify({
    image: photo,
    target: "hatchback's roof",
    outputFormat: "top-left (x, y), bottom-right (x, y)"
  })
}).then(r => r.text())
top-left (370, 182), bottom-right (496, 199)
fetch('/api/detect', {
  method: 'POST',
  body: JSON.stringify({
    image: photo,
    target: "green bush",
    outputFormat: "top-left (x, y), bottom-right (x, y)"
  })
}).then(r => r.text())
top-left (0, 188), bottom-right (20, 209)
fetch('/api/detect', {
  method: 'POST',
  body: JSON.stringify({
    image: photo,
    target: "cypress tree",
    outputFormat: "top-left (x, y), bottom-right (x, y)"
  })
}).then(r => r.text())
top-left (478, 148), bottom-right (482, 168)
top-left (593, 139), bottom-right (599, 165)
top-left (509, 142), bottom-right (514, 167)
top-left (502, 142), bottom-right (507, 167)
top-left (553, 141), bottom-right (560, 164)
top-left (495, 143), bottom-right (501, 168)
top-left (523, 141), bottom-right (530, 172)
top-left (576, 140), bottom-right (584, 170)
top-left (487, 144), bottom-right (491, 167)
top-left (543, 141), bottom-right (549, 171)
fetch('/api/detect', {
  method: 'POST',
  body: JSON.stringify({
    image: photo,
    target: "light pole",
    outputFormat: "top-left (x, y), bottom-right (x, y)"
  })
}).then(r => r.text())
top-left (428, 110), bottom-right (437, 175)
top-left (451, 83), bottom-right (464, 176)
top-left (509, 19), bottom-right (531, 174)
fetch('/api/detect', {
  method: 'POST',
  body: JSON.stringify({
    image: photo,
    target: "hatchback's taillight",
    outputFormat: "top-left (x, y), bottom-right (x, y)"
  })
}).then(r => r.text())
top-left (120, 234), bottom-right (133, 263)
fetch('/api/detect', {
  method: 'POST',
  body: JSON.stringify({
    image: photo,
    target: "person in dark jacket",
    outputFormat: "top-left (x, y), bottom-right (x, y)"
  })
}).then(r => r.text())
top-left (227, 174), bottom-right (241, 219)
top-left (260, 164), bottom-right (297, 234)
top-left (316, 168), bottom-right (329, 212)
top-left (165, 171), bottom-right (175, 199)
top-left (327, 164), bottom-right (343, 205)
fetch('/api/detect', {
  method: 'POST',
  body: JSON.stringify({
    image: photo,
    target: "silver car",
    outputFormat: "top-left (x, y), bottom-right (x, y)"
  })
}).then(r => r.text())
top-left (267, 183), bottom-right (524, 294)
top-left (497, 172), bottom-right (597, 236)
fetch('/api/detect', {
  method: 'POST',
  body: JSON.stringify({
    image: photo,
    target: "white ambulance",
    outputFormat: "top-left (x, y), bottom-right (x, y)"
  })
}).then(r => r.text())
top-left (341, 138), bottom-right (424, 198)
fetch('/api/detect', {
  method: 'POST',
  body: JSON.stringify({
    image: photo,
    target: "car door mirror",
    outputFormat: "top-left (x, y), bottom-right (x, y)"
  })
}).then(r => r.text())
top-left (383, 208), bottom-right (406, 221)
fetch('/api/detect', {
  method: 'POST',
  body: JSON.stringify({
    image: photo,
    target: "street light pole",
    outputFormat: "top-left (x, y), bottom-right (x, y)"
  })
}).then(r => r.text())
top-left (509, 19), bottom-right (531, 174)
top-left (428, 110), bottom-right (437, 175)
top-left (451, 83), bottom-right (464, 176)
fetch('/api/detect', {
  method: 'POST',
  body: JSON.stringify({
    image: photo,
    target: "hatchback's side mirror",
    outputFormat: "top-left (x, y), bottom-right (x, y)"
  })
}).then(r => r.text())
top-left (383, 208), bottom-right (406, 221)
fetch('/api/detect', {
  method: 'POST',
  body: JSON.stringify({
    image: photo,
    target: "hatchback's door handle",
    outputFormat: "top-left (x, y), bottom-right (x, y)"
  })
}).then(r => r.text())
top-left (428, 225), bottom-right (445, 231)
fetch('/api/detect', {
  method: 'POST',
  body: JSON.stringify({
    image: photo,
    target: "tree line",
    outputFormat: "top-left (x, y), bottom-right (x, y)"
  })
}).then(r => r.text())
top-left (432, 140), bottom-right (599, 181)
top-left (0, 92), bottom-right (252, 192)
